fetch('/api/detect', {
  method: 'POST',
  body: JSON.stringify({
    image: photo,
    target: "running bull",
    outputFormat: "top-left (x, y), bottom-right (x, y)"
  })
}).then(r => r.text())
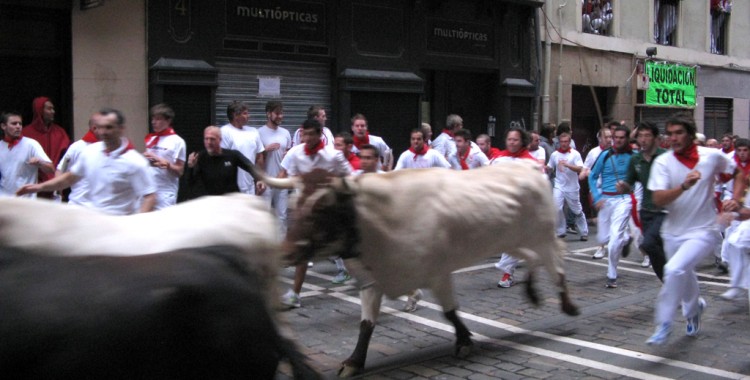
top-left (0, 195), bottom-right (319, 379)
top-left (264, 161), bottom-right (580, 377)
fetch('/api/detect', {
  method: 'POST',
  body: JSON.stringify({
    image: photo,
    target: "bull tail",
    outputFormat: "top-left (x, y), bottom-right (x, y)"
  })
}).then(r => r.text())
top-left (278, 336), bottom-right (322, 380)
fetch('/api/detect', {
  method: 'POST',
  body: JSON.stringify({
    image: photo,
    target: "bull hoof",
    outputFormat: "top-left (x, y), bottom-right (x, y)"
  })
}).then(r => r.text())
top-left (337, 364), bottom-right (362, 378)
top-left (454, 341), bottom-right (473, 358)
top-left (562, 302), bottom-right (580, 316)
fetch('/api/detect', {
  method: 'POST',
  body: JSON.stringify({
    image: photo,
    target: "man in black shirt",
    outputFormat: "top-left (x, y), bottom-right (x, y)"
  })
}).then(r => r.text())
top-left (186, 126), bottom-right (266, 197)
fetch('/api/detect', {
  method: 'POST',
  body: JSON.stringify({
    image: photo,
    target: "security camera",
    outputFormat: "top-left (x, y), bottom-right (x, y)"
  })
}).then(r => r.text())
top-left (646, 47), bottom-right (657, 57)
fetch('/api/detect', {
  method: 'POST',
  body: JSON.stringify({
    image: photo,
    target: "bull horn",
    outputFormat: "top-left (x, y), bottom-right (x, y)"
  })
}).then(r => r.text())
top-left (246, 162), bottom-right (298, 189)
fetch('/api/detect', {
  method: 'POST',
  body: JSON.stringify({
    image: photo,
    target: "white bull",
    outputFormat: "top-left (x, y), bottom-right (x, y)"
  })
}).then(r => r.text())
top-left (265, 161), bottom-right (580, 377)
top-left (0, 194), bottom-right (320, 378)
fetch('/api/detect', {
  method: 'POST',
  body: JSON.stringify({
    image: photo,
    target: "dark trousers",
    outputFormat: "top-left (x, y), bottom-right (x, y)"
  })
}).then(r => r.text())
top-left (639, 210), bottom-right (666, 281)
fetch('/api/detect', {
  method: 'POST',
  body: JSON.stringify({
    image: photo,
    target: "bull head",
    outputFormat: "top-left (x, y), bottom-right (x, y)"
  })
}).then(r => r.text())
top-left (283, 172), bottom-right (359, 265)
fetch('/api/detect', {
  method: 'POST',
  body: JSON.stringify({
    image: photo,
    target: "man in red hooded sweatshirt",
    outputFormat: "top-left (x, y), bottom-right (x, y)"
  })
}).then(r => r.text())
top-left (23, 97), bottom-right (70, 199)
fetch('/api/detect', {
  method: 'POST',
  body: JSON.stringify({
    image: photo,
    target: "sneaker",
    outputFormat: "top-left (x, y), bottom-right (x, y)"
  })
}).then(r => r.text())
top-left (641, 255), bottom-right (651, 268)
top-left (605, 277), bottom-right (617, 288)
top-left (403, 289), bottom-right (423, 312)
top-left (497, 272), bottom-right (514, 288)
top-left (307, 261), bottom-right (314, 268)
top-left (580, 235), bottom-right (588, 242)
top-left (592, 246), bottom-right (607, 259)
top-left (686, 298), bottom-right (706, 337)
top-left (721, 287), bottom-right (743, 300)
top-left (557, 234), bottom-right (566, 239)
top-left (622, 237), bottom-right (633, 258)
top-left (281, 289), bottom-right (301, 308)
top-left (332, 270), bottom-right (351, 284)
top-left (646, 322), bottom-right (673, 345)
top-left (566, 226), bottom-right (578, 235)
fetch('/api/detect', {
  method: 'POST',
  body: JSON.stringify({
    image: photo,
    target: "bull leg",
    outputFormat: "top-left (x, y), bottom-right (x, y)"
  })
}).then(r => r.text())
top-left (339, 286), bottom-right (383, 378)
top-left (432, 276), bottom-right (473, 358)
top-left (541, 239), bottom-right (580, 316)
top-left (524, 270), bottom-right (540, 306)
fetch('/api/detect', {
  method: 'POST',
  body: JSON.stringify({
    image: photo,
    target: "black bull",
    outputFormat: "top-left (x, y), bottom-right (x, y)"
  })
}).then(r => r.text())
top-left (0, 245), bottom-right (320, 380)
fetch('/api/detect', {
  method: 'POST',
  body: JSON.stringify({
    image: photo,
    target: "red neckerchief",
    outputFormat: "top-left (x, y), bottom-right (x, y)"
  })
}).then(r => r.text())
top-left (487, 147), bottom-right (502, 160)
top-left (345, 152), bottom-right (361, 170)
top-left (81, 130), bottom-right (99, 143)
top-left (442, 129), bottom-right (455, 138)
top-left (497, 148), bottom-right (535, 160)
top-left (557, 147), bottom-right (571, 154)
top-left (734, 155), bottom-right (750, 177)
top-left (408, 144), bottom-right (429, 160)
top-left (305, 141), bottom-right (325, 156)
top-left (674, 143), bottom-right (699, 169)
top-left (104, 139), bottom-right (135, 157)
top-left (352, 132), bottom-right (369, 150)
top-left (723, 145), bottom-right (734, 154)
top-left (458, 148), bottom-right (470, 170)
top-left (3, 135), bottom-right (21, 150)
top-left (144, 127), bottom-right (176, 149)
top-left (599, 144), bottom-right (609, 150)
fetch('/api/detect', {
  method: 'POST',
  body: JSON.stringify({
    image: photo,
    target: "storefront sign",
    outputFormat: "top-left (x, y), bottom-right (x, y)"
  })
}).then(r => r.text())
top-left (645, 61), bottom-right (696, 107)
top-left (226, 0), bottom-right (326, 44)
top-left (425, 18), bottom-right (494, 58)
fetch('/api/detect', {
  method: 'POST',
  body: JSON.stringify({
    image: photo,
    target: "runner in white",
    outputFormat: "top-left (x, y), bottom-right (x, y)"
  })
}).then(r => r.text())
top-left (258, 101), bottom-right (293, 235)
top-left (431, 114), bottom-right (462, 160)
top-left (646, 112), bottom-right (742, 345)
top-left (292, 105), bottom-right (334, 147)
top-left (143, 104), bottom-right (186, 209)
top-left (394, 129), bottom-right (451, 170)
top-left (448, 129), bottom-right (488, 170)
top-left (547, 132), bottom-right (588, 240)
top-left (0, 112), bottom-right (54, 199)
top-left (57, 113), bottom-right (100, 206)
top-left (220, 101), bottom-right (265, 195)
top-left (350, 113), bottom-right (392, 171)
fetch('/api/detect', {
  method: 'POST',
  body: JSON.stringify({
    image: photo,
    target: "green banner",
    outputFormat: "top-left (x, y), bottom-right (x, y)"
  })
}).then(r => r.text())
top-left (645, 61), bottom-right (696, 107)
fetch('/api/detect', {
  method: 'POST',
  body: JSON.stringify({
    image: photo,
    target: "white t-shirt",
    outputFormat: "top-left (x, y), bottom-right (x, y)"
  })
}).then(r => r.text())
top-left (584, 146), bottom-right (605, 170)
top-left (220, 124), bottom-right (265, 194)
top-left (529, 147), bottom-right (546, 165)
top-left (0, 137), bottom-right (51, 199)
top-left (431, 132), bottom-right (456, 159)
top-left (548, 149), bottom-right (584, 192)
top-left (258, 125), bottom-right (293, 177)
top-left (649, 146), bottom-right (734, 235)
top-left (145, 133), bottom-right (186, 208)
top-left (281, 144), bottom-right (353, 177)
top-left (292, 126), bottom-right (334, 147)
top-left (395, 148), bottom-right (451, 170)
top-left (449, 145), bottom-right (489, 170)
top-left (57, 139), bottom-right (94, 205)
top-left (70, 139), bottom-right (156, 215)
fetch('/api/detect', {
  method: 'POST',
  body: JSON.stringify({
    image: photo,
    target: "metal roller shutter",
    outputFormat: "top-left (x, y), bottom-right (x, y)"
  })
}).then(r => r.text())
top-left (635, 106), bottom-right (693, 134)
top-left (215, 58), bottom-right (331, 135)
top-left (703, 98), bottom-right (733, 139)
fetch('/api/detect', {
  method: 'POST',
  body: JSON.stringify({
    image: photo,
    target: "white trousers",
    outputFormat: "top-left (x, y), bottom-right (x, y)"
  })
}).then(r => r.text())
top-left (554, 188), bottom-right (588, 237)
top-left (655, 229), bottom-right (721, 325)
top-left (263, 188), bottom-right (289, 237)
top-left (495, 253), bottom-right (519, 275)
top-left (725, 220), bottom-right (750, 289)
top-left (596, 196), bottom-right (632, 280)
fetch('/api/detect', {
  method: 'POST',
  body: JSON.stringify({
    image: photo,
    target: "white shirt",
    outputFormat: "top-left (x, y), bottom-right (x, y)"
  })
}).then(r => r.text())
top-left (0, 137), bottom-right (51, 199)
top-left (281, 144), bottom-right (353, 177)
top-left (70, 139), bottom-right (156, 215)
top-left (220, 124), bottom-right (265, 194)
top-left (258, 125), bottom-right (292, 177)
top-left (431, 131), bottom-right (456, 159)
top-left (57, 139), bottom-right (94, 205)
top-left (395, 148), bottom-right (451, 170)
top-left (649, 146), bottom-right (734, 235)
top-left (449, 145), bottom-right (489, 170)
top-left (529, 147), bottom-right (546, 165)
top-left (351, 134), bottom-right (391, 168)
top-left (353, 169), bottom-right (384, 176)
top-left (145, 133), bottom-right (186, 208)
top-left (583, 145), bottom-right (605, 170)
top-left (548, 149), bottom-right (584, 192)
top-left (292, 126), bottom-right (334, 147)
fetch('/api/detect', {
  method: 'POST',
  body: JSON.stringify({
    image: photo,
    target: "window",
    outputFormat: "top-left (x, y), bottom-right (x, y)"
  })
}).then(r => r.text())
top-left (582, 0), bottom-right (613, 35)
top-left (654, 0), bottom-right (679, 46)
top-left (711, 0), bottom-right (731, 55)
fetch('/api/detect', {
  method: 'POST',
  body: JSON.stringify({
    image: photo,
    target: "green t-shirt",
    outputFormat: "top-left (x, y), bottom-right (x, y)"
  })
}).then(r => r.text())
top-left (625, 147), bottom-right (667, 212)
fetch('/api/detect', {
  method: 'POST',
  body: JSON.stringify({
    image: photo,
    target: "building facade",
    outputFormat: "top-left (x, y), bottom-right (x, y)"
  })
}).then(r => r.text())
top-left (542, 0), bottom-right (750, 154)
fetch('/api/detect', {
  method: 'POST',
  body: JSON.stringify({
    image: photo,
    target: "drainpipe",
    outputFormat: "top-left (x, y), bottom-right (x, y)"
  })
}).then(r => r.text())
top-left (557, 0), bottom-right (567, 123)
top-left (541, 3), bottom-right (551, 125)
top-left (534, 7), bottom-right (543, 130)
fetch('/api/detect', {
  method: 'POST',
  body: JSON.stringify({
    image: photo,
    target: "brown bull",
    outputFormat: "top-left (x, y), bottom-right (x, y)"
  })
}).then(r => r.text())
top-left (265, 161), bottom-right (580, 377)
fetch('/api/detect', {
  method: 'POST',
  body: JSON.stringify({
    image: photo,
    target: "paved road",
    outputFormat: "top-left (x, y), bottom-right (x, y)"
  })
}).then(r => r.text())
top-left (276, 227), bottom-right (750, 379)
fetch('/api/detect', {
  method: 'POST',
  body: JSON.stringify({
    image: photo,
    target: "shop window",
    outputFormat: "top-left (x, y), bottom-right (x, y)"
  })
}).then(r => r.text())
top-left (704, 97), bottom-right (733, 139)
top-left (654, 0), bottom-right (679, 46)
top-left (711, 0), bottom-right (731, 55)
top-left (582, 0), bottom-right (613, 35)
